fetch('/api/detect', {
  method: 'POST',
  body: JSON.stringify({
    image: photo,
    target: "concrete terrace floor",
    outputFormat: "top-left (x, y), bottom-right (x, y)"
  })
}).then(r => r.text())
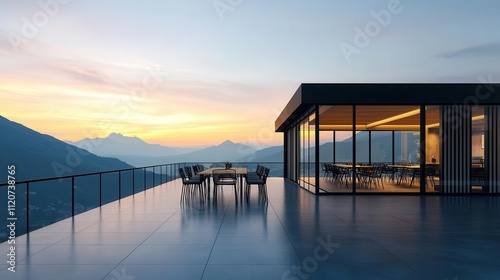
top-left (1, 178), bottom-right (499, 280)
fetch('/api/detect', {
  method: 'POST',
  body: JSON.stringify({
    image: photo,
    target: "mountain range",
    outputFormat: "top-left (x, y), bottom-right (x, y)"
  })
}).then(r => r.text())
top-left (65, 133), bottom-right (198, 157)
top-left (68, 134), bottom-right (284, 166)
top-left (1, 114), bottom-right (415, 183)
top-left (0, 116), bottom-right (133, 182)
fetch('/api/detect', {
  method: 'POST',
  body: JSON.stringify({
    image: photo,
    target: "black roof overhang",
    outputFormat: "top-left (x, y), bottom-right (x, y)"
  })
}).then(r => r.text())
top-left (275, 83), bottom-right (500, 132)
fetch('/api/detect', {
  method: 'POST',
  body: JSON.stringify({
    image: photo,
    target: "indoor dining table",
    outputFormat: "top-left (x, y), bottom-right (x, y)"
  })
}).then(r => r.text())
top-left (387, 165), bottom-right (420, 186)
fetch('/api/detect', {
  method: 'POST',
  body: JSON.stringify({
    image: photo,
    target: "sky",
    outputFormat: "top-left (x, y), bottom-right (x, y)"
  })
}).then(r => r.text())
top-left (1, 0), bottom-right (499, 148)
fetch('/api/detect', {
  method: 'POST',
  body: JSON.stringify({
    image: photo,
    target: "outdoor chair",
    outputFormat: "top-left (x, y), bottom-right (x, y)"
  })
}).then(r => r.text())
top-left (245, 167), bottom-right (270, 201)
top-left (212, 169), bottom-right (238, 201)
top-left (179, 168), bottom-right (205, 197)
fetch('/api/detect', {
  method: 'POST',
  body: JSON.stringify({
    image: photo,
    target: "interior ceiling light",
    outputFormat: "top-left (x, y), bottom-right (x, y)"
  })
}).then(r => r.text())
top-left (366, 109), bottom-right (420, 129)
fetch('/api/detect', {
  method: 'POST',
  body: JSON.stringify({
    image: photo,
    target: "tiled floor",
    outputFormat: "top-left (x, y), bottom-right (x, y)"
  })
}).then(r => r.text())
top-left (1, 178), bottom-right (499, 280)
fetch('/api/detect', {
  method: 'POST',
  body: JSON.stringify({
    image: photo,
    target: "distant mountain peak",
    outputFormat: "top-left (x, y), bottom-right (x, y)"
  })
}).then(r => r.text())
top-left (108, 132), bottom-right (134, 139)
top-left (106, 132), bottom-right (143, 143)
top-left (218, 140), bottom-right (235, 147)
top-left (68, 132), bottom-right (196, 158)
top-left (109, 132), bottom-right (124, 137)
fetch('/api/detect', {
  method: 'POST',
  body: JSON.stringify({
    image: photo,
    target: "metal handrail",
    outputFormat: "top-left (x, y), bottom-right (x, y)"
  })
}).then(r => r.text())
top-left (0, 161), bottom-right (283, 239)
top-left (0, 163), bottom-right (182, 187)
top-left (0, 161), bottom-right (283, 187)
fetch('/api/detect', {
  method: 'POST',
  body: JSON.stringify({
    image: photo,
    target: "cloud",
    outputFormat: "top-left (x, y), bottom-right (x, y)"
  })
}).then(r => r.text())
top-left (423, 72), bottom-right (500, 83)
top-left (437, 42), bottom-right (500, 58)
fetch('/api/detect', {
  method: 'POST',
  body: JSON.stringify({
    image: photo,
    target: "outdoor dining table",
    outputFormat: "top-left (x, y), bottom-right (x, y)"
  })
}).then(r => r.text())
top-left (197, 167), bottom-right (248, 198)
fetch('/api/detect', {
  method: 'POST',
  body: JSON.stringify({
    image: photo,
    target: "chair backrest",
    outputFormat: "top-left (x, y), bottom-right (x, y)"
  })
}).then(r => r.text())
top-left (254, 164), bottom-right (261, 173)
top-left (426, 166), bottom-right (437, 176)
top-left (213, 169), bottom-right (236, 184)
top-left (185, 166), bottom-right (193, 178)
top-left (261, 168), bottom-right (270, 183)
top-left (257, 165), bottom-right (264, 176)
top-left (179, 168), bottom-right (187, 183)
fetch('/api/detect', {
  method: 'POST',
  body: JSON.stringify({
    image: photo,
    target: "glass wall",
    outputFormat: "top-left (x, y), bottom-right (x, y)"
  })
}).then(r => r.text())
top-left (471, 106), bottom-right (487, 193)
top-left (285, 125), bottom-right (299, 182)
top-left (356, 131), bottom-right (370, 164)
top-left (287, 102), bottom-right (498, 195)
top-left (317, 106), bottom-right (353, 193)
top-left (356, 106), bottom-right (421, 193)
top-left (394, 131), bottom-right (420, 164)
top-left (298, 110), bottom-right (316, 192)
top-left (335, 131), bottom-right (353, 163)
top-left (309, 113), bottom-right (316, 187)
top-left (426, 105), bottom-right (441, 192)
top-left (371, 131), bottom-right (392, 164)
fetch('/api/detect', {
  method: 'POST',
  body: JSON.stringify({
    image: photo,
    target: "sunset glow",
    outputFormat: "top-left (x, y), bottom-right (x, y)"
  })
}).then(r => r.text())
top-left (1, 1), bottom-right (499, 147)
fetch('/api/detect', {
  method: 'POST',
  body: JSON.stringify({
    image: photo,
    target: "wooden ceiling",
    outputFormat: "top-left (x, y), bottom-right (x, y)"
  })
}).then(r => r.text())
top-left (317, 105), bottom-right (441, 131)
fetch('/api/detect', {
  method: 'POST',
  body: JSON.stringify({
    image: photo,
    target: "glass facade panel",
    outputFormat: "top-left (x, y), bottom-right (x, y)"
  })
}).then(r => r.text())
top-left (471, 106), bottom-right (487, 193)
top-left (394, 131), bottom-right (420, 164)
top-left (335, 131), bottom-right (353, 163)
top-left (356, 106), bottom-right (421, 193)
top-left (285, 125), bottom-right (298, 182)
top-left (317, 106), bottom-right (353, 193)
top-left (356, 131), bottom-right (369, 164)
top-left (298, 110), bottom-right (316, 192)
top-left (371, 131), bottom-right (392, 164)
top-left (309, 113), bottom-right (316, 186)
top-left (426, 105), bottom-right (441, 193)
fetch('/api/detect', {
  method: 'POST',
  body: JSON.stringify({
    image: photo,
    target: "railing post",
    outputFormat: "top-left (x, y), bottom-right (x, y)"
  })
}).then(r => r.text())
top-left (143, 168), bottom-right (146, 191)
top-left (26, 182), bottom-right (30, 234)
top-left (118, 170), bottom-right (121, 199)
top-left (99, 173), bottom-right (102, 206)
top-left (72, 177), bottom-right (75, 217)
top-left (132, 169), bottom-right (135, 195)
top-left (153, 167), bottom-right (155, 187)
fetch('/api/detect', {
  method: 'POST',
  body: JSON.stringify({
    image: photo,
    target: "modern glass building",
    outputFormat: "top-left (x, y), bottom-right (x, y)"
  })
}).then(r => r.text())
top-left (275, 83), bottom-right (500, 194)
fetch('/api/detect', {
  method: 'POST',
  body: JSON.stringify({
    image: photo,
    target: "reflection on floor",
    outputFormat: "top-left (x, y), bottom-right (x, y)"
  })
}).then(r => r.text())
top-left (318, 177), bottom-right (435, 193)
top-left (1, 178), bottom-right (499, 279)
top-left (308, 177), bottom-right (486, 194)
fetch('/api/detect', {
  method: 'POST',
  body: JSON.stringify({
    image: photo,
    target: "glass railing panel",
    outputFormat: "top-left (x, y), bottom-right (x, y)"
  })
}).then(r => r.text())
top-left (145, 168), bottom-right (154, 189)
top-left (0, 162), bottom-right (283, 240)
top-left (120, 170), bottom-right (134, 198)
top-left (0, 183), bottom-right (27, 243)
top-left (30, 178), bottom-right (72, 232)
top-left (74, 174), bottom-right (100, 215)
top-left (133, 168), bottom-right (145, 194)
top-left (101, 172), bottom-right (119, 205)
